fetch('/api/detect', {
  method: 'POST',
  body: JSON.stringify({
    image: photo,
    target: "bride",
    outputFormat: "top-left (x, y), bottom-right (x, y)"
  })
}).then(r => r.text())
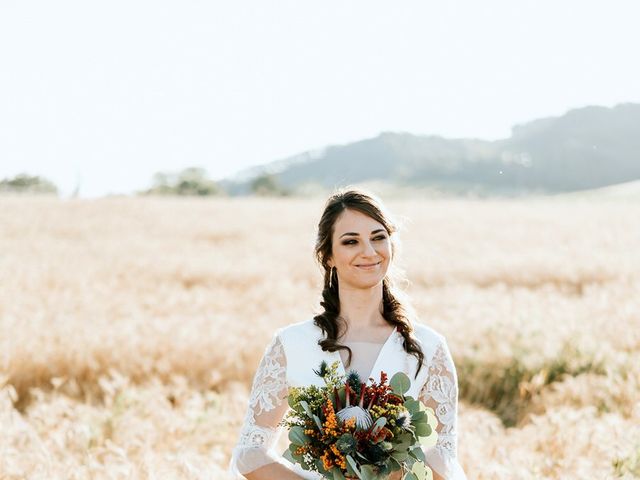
top-left (228, 188), bottom-right (467, 480)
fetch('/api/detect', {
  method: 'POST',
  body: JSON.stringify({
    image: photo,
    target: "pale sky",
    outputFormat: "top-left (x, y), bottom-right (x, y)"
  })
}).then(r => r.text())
top-left (1, 1), bottom-right (638, 198)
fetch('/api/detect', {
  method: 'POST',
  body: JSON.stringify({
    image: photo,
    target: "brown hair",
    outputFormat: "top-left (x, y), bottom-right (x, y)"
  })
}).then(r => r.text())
top-left (313, 187), bottom-right (425, 380)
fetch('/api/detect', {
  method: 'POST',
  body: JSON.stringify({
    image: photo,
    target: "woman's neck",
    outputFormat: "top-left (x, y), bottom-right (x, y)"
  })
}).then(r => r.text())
top-left (337, 281), bottom-right (386, 331)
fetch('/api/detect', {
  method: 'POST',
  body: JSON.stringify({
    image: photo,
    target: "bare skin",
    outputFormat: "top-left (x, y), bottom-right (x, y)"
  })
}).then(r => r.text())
top-left (243, 461), bottom-right (307, 479)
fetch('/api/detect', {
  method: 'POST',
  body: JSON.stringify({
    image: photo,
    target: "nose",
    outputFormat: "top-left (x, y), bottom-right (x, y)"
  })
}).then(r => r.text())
top-left (361, 239), bottom-right (377, 257)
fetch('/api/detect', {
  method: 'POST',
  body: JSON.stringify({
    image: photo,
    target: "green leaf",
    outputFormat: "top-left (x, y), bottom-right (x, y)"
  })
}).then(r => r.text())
top-left (409, 446), bottom-right (426, 462)
top-left (411, 410), bottom-right (426, 422)
top-left (313, 413), bottom-right (324, 432)
top-left (403, 472), bottom-right (418, 480)
top-left (388, 456), bottom-right (402, 470)
top-left (404, 398), bottom-right (420, 413)
top-left (282, 449), bottom-right (295, 464)
top-left (417, 408), bottom-right (438, 448)
top-left (395, 432), bottom-right (413, 450)
top-left (391, 450), bottom-right (409, 462)
top-left (360, 464), bottom-right (377, 480)
top-left (299, 400), bottom-right (313, 418)
top-left (315, 459), bottom-right (330, 476)
top-left (288, 426), bottom-right (310, 445)
top-left (412, 461), bottom-right (433, 480)
top-left (345, 455), bottom-right (362, 479)
top-left (332, 467), bottom-right (346, 480)
top-left (415, 422), bottom-right (432, 438)
top-left (390, 372), bottom-right (411, 395)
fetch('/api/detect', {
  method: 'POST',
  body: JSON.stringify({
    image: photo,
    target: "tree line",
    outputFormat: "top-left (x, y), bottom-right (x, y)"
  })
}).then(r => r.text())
top-left (0, 168), bottom-right (290, 197)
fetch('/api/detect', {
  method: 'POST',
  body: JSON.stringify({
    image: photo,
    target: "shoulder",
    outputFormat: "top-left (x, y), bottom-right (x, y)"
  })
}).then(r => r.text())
top-left (411, 321), bottom-right (446, 348)
top-left (276, 318), bottom-right (321, 343)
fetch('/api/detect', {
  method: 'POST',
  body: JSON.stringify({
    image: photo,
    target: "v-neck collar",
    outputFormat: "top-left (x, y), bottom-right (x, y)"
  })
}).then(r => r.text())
top-left (332, 326), bottom-right (398, 382)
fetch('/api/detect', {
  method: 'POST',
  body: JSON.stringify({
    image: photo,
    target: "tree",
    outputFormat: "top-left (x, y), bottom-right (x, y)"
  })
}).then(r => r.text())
top-left (0, 173), bottom-right (58, 195)
top-left (250, 173), bottom-right (290, 196)
top-left (142, 167), bottom-right (223, 196)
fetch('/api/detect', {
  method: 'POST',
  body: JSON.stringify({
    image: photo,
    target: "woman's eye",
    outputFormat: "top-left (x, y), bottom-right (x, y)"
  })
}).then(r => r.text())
top-left (342, 236), bottom-right (385, 246)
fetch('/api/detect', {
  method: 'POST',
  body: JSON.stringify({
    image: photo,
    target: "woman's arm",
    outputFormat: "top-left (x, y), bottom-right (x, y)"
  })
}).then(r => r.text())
top-left (229, 332), bottom-right (306, 479)
top-left (243, 461), bottom-right (307, 480)
top-left (418, 338), bottom-right (464, 480)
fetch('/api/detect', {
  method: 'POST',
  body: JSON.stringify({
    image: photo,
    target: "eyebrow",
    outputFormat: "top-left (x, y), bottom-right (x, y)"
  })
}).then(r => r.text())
top-left (340, 229), bottom-right (386, 238)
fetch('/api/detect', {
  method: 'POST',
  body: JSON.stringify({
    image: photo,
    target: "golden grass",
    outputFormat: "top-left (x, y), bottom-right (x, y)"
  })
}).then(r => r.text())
top-left (1, 194), bottom-right (638, 479)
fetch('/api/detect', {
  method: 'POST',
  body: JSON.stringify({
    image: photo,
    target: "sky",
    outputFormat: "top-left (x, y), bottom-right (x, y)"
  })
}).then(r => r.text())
top-left (1, 1), bottom-right (639, 198)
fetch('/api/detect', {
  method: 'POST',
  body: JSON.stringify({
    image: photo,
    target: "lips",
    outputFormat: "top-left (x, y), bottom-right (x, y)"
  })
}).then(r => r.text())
top-left (356, 261), bottom-right (381, 268)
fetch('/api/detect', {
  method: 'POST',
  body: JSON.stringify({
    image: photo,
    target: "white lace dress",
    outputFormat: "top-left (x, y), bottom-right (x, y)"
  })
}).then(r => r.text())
top-left (228, 319), bottom-right (467, 480)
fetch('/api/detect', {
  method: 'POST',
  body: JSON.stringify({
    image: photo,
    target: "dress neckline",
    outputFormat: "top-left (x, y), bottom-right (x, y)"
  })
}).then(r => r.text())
top-left (343, 340), bottom-right (385, 345)
top-left (333, 326), bottom-right (398, 381)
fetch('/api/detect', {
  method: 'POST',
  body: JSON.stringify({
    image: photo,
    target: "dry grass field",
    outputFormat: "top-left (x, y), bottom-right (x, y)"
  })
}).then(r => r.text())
top-left (1, 193), bottom-right (639, 479)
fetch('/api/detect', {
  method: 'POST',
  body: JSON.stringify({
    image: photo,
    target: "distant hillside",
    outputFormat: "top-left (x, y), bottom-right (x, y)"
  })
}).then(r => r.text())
top-left (220, 103), bottom-right (640, 196)
top-left (550, 179), bottom-right (640, 201)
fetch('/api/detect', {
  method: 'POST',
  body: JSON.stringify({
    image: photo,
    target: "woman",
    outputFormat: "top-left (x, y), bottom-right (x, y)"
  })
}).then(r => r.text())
top-left (228, 188), bottom-right (467, 479)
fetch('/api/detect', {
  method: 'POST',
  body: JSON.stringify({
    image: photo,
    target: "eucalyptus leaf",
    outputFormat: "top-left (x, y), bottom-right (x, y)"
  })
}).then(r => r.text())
top-left (313, 413), bottom-right (324, 432)
top-left (418, 432), bottom-right (438, 449)
top-left (391, 451), bottom-right (409, 462)
top-left (394, 432), bottom-right (412, 450)
top-left (315, 459), bottom-right (330, 476)
top-left (299, 400), bottom-right (313, 418)
top-left (282, 449), bottom-right (295, 464)
top-left (409, 446), bottom-right (426, 462)
top-left (360, 464), bottom-right (377, 480)
top-left (411, 411), bottom-right (426, 422)
top-left (404, 398), bottom-right (420, 413)
top-left (411, 461), bottom-right (428, 480)
top-left (288, 425), bottom-right (310, 445)
top-left (390, 372), bottom-right (411, 395)
top-left (417, 409), bottom-right (438, 448)
top-left (345, 455), bottom-right (362, 479)
top-left (415, 422), bottom-right (432, 438)
top-left (332, 468), bottom-right (346, 480)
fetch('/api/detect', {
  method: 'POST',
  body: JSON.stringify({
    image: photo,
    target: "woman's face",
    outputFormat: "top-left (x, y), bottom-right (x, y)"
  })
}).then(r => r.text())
top-left (328, 208), bottom-right (391, 289)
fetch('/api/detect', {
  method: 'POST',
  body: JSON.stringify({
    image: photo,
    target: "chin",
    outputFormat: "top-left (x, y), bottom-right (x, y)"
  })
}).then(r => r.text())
top-left (352, 278), bottom-right (385, 289)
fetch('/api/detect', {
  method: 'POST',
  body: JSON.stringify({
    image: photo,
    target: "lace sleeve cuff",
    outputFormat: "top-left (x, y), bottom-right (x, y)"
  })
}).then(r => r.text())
top-left (418, 339), bottom-right (462, 479)
top-left (228, 332), bottom-right (289, 476)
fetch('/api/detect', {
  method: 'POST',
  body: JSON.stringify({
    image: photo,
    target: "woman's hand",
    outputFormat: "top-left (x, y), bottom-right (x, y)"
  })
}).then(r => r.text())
top-left (347, 469), bottom-right (404, 479)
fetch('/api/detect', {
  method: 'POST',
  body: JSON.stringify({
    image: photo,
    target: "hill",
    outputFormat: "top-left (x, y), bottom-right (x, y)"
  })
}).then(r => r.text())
top-left (221, 103), bottom-right (640, 196)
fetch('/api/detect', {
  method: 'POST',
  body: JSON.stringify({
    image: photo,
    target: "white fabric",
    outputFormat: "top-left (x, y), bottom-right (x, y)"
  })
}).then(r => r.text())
top-left (228, 319), bottom-right (467, 479)
top-left (339, 340), bottom-right (385, 383)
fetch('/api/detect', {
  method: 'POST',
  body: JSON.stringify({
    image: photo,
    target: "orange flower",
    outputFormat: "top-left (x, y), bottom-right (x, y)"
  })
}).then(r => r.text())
top-left (330, 444), bottom-right (347, 470)
top-left (343, 417), bottom-right (356, 432)
top-left (322, 399), bottom-right (340, 438)
top-left (321, 450), bottom-right (334, 470)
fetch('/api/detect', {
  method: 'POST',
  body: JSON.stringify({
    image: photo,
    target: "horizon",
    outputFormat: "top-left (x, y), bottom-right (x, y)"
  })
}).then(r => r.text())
top-left (2, 1), bottom-right (639, 198)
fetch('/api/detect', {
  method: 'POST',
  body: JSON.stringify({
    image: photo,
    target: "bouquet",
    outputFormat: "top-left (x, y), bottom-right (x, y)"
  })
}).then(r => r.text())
top-left (280, 360), bottom-right (438, 480)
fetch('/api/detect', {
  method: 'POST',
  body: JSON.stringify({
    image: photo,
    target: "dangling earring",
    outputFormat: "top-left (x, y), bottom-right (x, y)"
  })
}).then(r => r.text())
top-left (328, 266), bottom-right (335, 289)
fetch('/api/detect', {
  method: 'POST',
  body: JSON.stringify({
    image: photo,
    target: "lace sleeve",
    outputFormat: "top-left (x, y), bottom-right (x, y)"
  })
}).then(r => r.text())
top-left (228, 332), bottom-right (290, 478)
top-left (418, 339), bottom-right (463, 479)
